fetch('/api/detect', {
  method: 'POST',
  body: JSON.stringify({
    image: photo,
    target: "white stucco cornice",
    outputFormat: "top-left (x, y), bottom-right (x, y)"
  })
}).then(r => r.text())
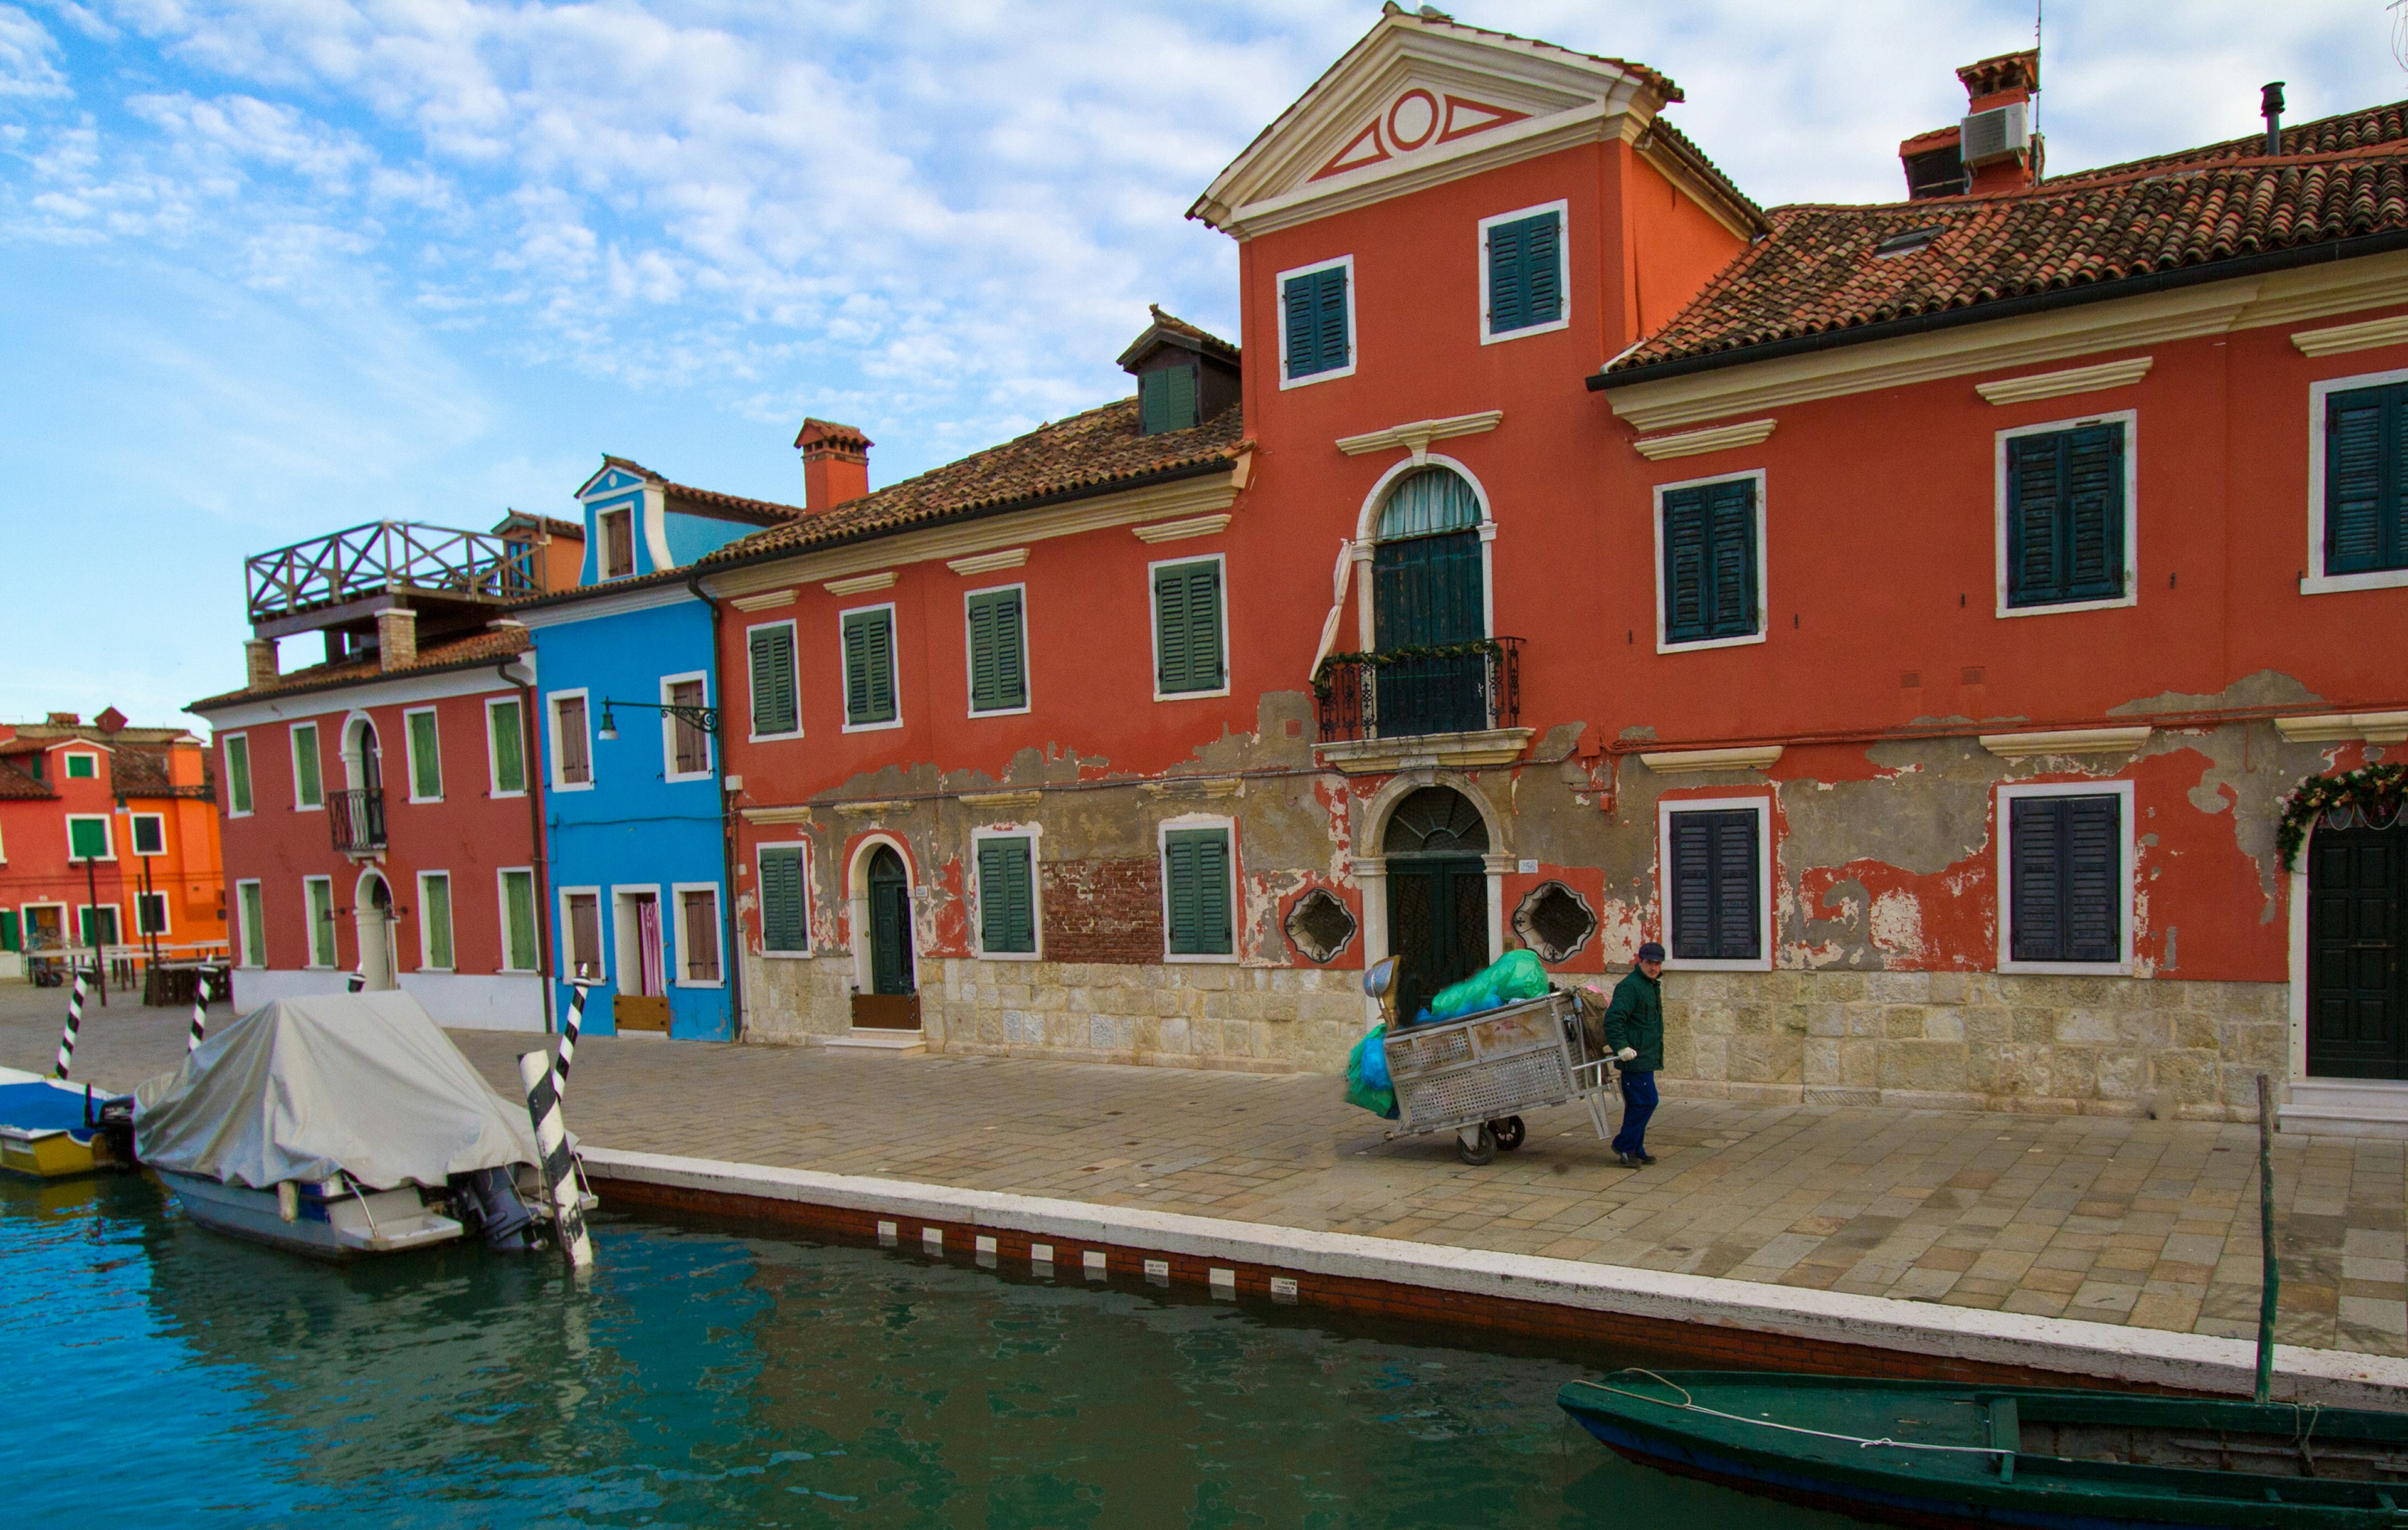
top-left (1977, 726), bottom-right (2152, 760)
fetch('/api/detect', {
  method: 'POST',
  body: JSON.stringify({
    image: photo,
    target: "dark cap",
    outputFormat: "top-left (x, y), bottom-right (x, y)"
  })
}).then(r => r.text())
top-left (1635, 942), bottom-right (1666, 964)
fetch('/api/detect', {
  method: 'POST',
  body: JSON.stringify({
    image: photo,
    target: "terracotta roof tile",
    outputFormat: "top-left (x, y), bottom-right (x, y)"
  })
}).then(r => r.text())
top-left (0, 758), bottom-right (53, 800)
top-left (1607, 103), bottom-right (2408, 376)
top-left (704, 396), bottom-right (1246, 566)
top-left (189, 626), bottom-right (532, 712)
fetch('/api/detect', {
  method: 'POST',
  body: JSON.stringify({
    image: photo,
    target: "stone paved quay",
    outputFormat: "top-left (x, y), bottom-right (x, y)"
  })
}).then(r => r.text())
top-left (8, 983), bottom-right (2404, 1360)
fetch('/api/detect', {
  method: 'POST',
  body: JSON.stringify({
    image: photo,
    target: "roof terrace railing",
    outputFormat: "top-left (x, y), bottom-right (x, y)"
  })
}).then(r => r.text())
top-left (245, 521), bottom-right (546, 626)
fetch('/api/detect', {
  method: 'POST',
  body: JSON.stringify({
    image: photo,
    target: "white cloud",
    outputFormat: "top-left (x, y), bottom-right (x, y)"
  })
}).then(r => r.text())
top-left (0, 3), bottom-right (69, 98)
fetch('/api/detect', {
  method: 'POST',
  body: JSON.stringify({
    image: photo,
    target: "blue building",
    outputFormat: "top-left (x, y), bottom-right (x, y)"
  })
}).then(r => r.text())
top-left (517, 457), bottom-right (804, 1038)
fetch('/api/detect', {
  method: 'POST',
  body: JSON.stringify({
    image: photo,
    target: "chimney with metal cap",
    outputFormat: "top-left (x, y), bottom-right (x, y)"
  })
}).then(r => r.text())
top-left (2262, 82), bottom-right (2286, 156)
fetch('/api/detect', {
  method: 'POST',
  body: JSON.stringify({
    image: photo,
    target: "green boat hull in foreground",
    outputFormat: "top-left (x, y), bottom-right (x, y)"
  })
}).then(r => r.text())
top-left (1559, 1371), bottom-right (2408, 1529)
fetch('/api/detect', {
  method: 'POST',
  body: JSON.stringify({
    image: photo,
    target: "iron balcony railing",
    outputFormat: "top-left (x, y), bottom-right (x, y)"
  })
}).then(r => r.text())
top-left (329, 788), bottom-right (386, 854)
top-left (1314, 636), bottom-right (1523, 744)
top-left (246, 521), bottom-right (547, 625)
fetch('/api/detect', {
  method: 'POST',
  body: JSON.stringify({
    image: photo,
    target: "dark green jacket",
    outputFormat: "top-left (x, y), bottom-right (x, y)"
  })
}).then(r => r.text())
top-left (1602, 970), bottom-right (1663, 1072)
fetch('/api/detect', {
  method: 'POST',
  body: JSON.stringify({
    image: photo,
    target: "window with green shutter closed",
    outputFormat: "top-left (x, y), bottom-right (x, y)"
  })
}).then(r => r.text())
top-left (749, 625), bottom-right (798, 736)
top-left (226, 736), bottom-right (252, 814)
top-left (2005, 422), bottom-right (2126, 606)
top-left (843, 608), bottom-right (898, 725)
top-left (1662, 478), bottom-right (1759, 644)
top-left (502, 870), bottom-right (537, 971)
top-left (966, 589), bottom-right (1028, 713)
top-left (759, 846), bottom-right (809, 953)
top-left (293, 724), bottom-right (323, 807)
top-left (421, 874), bottom-right (453, 969)
top-left (1282, 265), bottom-right (1349, 379)
top-left (67, 818), bottom-right (108, 860)
top-left (1154, 560), bottom-right (1225, 694)
top-left (1486, 209), bottom-right (1562, 335)
top-left (1163, 828), bottom-right (1233, 956)
top-left (978, 836), bottom-right (1037, 954)
top-left (1139, 362), bottom-right (1200, 435)
top-left (408, 710), bottom-right (443, 800)
top-left (240, 884), bottom-right (266, 966)
top-left (2010, 794), bottom-right (2121, 964)
top-left (2325, 382), bottom-right (2408, 576)
top-left (1667, 809), bottom-right (1760, 961)
top-left (490, 702), bottom-right (525, 793)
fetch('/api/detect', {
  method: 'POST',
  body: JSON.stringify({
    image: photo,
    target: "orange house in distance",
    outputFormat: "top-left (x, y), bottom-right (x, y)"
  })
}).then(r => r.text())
top-left (0, 708), bottom-right (226, 983)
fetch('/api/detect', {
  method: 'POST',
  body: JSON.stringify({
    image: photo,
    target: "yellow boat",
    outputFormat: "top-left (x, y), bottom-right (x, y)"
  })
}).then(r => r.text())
top-left (0, 1068), bottom-right (130, 1179)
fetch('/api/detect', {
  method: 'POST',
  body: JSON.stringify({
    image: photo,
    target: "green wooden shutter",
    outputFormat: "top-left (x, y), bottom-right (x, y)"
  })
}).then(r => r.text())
top-left (967, 589), bottom-right (1027, 712)
top-left (293, 725), bottom-right (322, 808)
top-left (503, 870), bottom-right (537, 970)
top-left (843, 608), bottom-right (896, 724)
top-left (2326, 384), bottom-right (2407, 576)
top-left (1704, 478), bottom-right (1758, 638)
top-left (1164, 828), bottom-right (1232, 955)
top-left (2007, 424), bottom-right (2124, 606)
top-left (2011, 795), bottom-right (2121, 963)
top-left (408, 711), bottom-right (442, 800)
top-left (1523, 211), bottom-right (1561, 325)
top-left (0, 910), bottom-right (17, 952)
top-left (1661, 487), bottom-right (1710, 641)
top-left (1284, 266), bottom-right (1349, 378)
top-left (1282, 275), bottom-right (1317, 379)
top-left (68, 818), bottom-right (107, 859)
top-left (1670, 809), bottom-right (1759, 960)
top-left (1487, 211), bottom-right (1562, 334)
top-left (490, 702), bottom-right (525, 793)
top-left (226, 736), bottom-right (251, 814)
top-left (423, 875), bottom-right (453, 969)
top-left (749, 626), bottom-right (797, 736)
top-left (759, 847), bottom-right (808, 952)
top-left (1139, 365), bottom-right (1198, 435)
top-left (1668, 815), bottom-right (1712, 959)
top-left (240, 883), bottom-right (265, 966)
top-left (1154, 561), bottom-right (1223, 694)
top-left (978, 837), bottom-right (1035, 954)
top-left (2005, 432), bottom-right (2064, 604)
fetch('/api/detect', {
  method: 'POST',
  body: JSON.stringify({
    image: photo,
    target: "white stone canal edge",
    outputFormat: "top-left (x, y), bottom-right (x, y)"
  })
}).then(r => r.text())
top-left (584, 1146), bottom-right (2408, 1410)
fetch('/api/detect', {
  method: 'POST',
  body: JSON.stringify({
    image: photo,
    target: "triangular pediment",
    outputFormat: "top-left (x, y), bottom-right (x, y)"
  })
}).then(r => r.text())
top-left (576, 458), bottom-right (658, 500)
top-left (1191, 9), bottom-right (1679, 236)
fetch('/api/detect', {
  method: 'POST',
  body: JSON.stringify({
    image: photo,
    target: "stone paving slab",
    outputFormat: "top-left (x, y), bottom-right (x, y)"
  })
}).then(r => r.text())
top-left (6, 981), bottom-right (2402, 1358)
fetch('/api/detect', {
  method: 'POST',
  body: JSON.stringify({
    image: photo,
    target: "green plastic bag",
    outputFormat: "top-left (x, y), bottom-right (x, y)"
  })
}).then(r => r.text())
top-left (1343, 1024), bottom-right (1397, 1117)
top-left (1423, 949), bottom-right (1549, 1023)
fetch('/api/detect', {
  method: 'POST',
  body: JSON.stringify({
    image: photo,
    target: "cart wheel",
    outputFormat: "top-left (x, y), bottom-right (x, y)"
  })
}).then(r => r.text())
top-left (1456, 1124), bottom-right (1497, 1166)
top-left (1494, 1116), bottom-right (1526, 1152)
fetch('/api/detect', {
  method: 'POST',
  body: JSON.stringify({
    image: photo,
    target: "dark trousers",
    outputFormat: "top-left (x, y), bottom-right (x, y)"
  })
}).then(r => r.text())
top-left (1612, 1070), bottom-right (1658, 1158)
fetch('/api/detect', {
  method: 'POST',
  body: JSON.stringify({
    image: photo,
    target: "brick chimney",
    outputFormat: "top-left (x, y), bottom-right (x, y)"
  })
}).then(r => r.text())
top-left (377, 607), bottom-right (418, 672)
top-left (1899, 49), bottom-right (2042, 199)
top-left (794, 418), bottom-right (873, 514)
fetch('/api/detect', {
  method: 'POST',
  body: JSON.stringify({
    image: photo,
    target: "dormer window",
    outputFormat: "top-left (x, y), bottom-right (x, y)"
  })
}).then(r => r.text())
top-left (1117, 305), bottom-right (1242, 437)
top-left (1139, 361), bottom-right (1201, 435)
top-left (599, 506), bottom-right (635, 579)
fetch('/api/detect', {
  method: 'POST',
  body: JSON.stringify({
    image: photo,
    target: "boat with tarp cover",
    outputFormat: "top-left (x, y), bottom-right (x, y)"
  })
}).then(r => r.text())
top-left (1560, 1371), bottom-right (2408, 1527)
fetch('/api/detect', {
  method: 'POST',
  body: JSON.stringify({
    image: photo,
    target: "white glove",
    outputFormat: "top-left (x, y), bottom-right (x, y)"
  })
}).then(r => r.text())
top-left (1617, 1047), bottom-right (1638, 1062)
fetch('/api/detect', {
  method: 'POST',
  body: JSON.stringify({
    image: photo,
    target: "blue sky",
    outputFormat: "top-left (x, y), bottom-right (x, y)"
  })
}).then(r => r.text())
top-left (1, 0), bottom-right (2400, 731)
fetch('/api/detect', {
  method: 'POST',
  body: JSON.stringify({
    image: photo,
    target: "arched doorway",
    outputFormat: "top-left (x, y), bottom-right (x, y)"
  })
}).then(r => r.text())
top-left (850, 843), bottom-right (919, 1030)
top-left (1383, 786), bottom-right (1491, 1022)
top-left (1371, 466), bottom-right (1487, 735)
top-left (2307, 809), bottom-right (2406, 1078)
top-left (355, 870), bottom-right (396, 990)
top-left (338, 715), bottom-right (384, 851)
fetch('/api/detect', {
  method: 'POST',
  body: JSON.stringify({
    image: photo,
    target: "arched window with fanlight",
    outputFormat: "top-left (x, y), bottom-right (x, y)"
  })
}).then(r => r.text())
top-left (1371, 465), bottom-right (1489, 736)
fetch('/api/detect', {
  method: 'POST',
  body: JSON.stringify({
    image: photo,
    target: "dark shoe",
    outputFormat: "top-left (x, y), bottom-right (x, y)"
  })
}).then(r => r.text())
top-left (1636, 1153), bottom-right (1659, 1165)
top-left (1615, 1152), bottom-right (1641, 1168)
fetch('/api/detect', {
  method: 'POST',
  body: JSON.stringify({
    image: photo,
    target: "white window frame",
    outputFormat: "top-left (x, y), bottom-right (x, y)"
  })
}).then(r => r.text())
top-left (302, 875), bottom-right (337, 969)
top-left (963, 582), bottom-right (1033, 719)
top-left (416, 870), bottom-right (455, 973)
top-left (129, 811), bottom-right (167, 858)
top-left (598, 504), bottom-right (636, 579)
top-left (63, 750), bottom-right (99, 781)
top-left (671, 881), bottom-right (726, 988)
top-left (969, 823), bottom-right (1043, 961)
top-left (484, 696), bottom-right (528, 799)
top-left (1156, 813), bottom-right (1240, 965)
top-left (548, 688), bottom-right (594, 792)
top-left (1651, 468), bottom-right (1770, 655)
top-left (234, 882), bottom-right (265, 968)
top-left (135, 889), bottom-right (171, 938)
top-left (2305, 364), bottom-right (2408, 594)
top-left (1655, 794), bottom-right (1776, 973)
top-left (839, 601), bottom-right (905, 734)
top-left (1149, 551), bottom-right (1232, 702)
top-left (1993, 409), bottom-right (2140, 619)
top-left (288, 720), bottom-right (324, 812)
top-left (75, 903), bottom-right (123, 947)
top-left (223, 732), bottom-right (252, 817)
top-left (557, 884), bottom-right (606, 983)
top-left (401, 705), bottom-right (444, 803)
top-left (496, 867), bottom-right (539, 973)
top-left (19, 901), bottom-right (66, 954)
top-left (1274, 253), bottom-right (1357, 390)
top-left (1477, 198), bottom-right (1571, 345)
top-left (659, 670), bottom-right (715, 783)
top-left (754, 840), bottom-right (815, 960)
top-left (63, 814), bottom-right (114, 862)
top-left (746, 618), bottom-right (805, 743)
top-left (1995, 778), bottom-right (2137, 976)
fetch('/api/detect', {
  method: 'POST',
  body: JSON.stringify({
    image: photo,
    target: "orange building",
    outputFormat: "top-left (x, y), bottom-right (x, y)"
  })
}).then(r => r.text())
top-left (0, 708), bottom-right (226, 986)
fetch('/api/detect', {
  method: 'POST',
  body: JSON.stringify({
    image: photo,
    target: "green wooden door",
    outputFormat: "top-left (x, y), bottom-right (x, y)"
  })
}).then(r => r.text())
top-left (2309, 820), bottom-right (2405, 1079)
top-left (867, 846), bottom-right (915, 996)
top-left (1382, 787), bottom-right (1492, 1021)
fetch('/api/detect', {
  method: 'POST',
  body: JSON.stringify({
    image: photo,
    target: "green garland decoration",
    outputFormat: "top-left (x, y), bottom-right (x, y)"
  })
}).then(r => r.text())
top-left (2277, 762), bottom-right (2408, 870)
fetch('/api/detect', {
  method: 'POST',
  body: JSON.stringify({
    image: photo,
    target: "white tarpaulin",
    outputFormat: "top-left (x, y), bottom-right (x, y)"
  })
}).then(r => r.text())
top-left (134, 993), bottom-right (540, 1190)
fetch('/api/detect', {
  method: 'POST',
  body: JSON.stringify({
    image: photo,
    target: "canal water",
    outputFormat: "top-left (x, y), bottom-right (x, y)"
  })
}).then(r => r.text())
top-left (7, 1174), bottom-right (1847, 1527)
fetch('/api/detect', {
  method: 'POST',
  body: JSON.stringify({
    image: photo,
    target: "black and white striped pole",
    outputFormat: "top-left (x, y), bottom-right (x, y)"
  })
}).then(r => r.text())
top-left (553, 979), bottom-right (588, 1105)
top-left (186, 969), bottom-right (213, 1054)
top-left (52, 967), bottom-right (88, 1080)
top-left (517, 1050), bottom-right (593, 1272)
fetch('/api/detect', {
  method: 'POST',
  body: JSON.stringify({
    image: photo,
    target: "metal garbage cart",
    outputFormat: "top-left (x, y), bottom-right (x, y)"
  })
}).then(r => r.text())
top-left (1361, 958), bottom-right (1619, 1165)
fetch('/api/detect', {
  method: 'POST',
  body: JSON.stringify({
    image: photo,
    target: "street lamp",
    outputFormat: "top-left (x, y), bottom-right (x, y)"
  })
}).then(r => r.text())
top-left (596, 697), bottom-right (719, 743)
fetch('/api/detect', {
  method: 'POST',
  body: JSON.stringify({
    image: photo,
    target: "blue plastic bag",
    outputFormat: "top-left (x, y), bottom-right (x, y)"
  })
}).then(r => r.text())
top-left (1343, 1024), bottom-right (1397, 1117)
top-left (1360, 1025), bottom-right (1393, 1090)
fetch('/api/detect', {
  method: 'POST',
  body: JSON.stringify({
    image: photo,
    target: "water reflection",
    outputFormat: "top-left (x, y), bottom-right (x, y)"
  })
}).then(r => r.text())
top-left (4, 1174), bottom-right (1846, 1528)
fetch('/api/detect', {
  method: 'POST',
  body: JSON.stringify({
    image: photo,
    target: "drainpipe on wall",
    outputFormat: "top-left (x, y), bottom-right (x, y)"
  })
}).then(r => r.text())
top-left (688, 572), bottom-right (746, 1043)
top-left (498, 657), bottom-right (557, 1035)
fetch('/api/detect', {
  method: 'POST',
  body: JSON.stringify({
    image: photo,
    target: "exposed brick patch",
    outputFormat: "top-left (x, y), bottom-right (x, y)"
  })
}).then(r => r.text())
top-left (1042, 856), bottom-right (1162, 964)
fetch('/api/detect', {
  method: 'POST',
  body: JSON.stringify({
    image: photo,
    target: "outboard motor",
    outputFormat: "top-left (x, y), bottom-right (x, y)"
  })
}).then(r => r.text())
top-left (452, 1165), bottom-right (542, 1252)
top-left (92, 1095), bottom-right (137, 1169)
